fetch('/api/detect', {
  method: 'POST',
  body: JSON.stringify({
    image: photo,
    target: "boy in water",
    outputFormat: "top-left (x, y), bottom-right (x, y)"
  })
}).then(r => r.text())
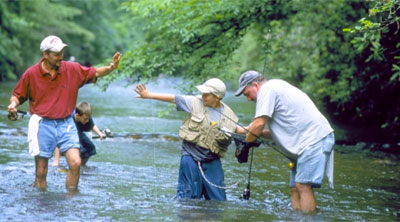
top-left (135, 78), bottom-right (247, 200)
top-left (51, 102), bottom-right (105, 167)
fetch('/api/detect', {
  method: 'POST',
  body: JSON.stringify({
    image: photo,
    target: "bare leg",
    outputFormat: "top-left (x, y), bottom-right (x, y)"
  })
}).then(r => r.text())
top-left (295, 182), bottom-right (316, 213)
top-left (290, 187), bottom-right (301, 210)
top-left (64, 148), bottom-right (81, 191)
top-left (50, 147), bottom-right (60, 167)
top-left (34, 156), bottom-right (49, 190)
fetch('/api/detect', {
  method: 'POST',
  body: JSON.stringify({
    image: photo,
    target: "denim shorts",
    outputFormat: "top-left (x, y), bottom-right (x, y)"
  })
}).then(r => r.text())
top-left (289, 133), bottom-right (335, 188)
top-left (37, 116), bottom-right (80, 158)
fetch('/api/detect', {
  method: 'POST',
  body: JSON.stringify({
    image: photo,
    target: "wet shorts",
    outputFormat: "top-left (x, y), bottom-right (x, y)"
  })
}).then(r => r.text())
top-left (289, 133), bottom-right (335, 188)
top-left (37, 116), bottom-right (80, 158)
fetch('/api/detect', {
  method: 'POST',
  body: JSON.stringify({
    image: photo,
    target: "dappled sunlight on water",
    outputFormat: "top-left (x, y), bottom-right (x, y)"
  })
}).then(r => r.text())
top-left (1, 81), bottom-right (400, 221)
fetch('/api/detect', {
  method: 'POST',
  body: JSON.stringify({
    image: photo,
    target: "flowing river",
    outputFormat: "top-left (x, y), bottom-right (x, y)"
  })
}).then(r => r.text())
top-left (0, 79), bottom-right (399, 221)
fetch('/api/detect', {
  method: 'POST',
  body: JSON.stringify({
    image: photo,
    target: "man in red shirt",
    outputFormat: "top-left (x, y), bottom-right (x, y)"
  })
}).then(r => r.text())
top-left (7, 35), bottom-right (121, 191)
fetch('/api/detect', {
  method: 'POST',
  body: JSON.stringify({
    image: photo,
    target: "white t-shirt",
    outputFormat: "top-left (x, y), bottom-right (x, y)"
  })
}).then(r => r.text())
top-left (255, 79), bottom-right (333, 157)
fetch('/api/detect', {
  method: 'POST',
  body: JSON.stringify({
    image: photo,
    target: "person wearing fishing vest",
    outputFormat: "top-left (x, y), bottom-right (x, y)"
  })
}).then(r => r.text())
top-left (235, 70), bottom-right (334, 213)
top-left (135, 78), bottom-right (244, 200)
top-left (7, 35), bottom-right (121, 191)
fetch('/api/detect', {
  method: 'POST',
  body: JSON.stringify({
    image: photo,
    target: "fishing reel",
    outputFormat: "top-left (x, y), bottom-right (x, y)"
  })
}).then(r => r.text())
top-left (4, 104), bottom-right (28, 121)
top-left (242, 185), bottom-right (250, 200)
top-left (8, 112), bottom-right (18, 121)
top-left (8, 112), bottom-right (25, 121)
top-left (102, 128), bottom-right (112, 137)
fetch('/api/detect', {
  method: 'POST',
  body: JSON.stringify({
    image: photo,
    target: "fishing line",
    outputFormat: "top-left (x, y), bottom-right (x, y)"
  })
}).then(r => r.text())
top-left (197, 161), bottom-right (243, 190)
top-left (241, 32), bottom-right (270, 199)
top-left (187, 105), bottom-right (289, 198)
top-left (151, 98), bottom-right (159, 201)
top-left (212, 108), bottom-right (293, 161)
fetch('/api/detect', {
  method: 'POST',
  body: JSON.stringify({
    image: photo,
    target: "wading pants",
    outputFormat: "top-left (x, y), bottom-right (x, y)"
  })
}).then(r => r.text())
top-left (176, 155), bottom-right (226, 200)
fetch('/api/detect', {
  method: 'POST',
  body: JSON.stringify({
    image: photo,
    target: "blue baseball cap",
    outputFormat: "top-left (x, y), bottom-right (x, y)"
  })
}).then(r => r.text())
top-left (234, 70), bottom-right (262, 96)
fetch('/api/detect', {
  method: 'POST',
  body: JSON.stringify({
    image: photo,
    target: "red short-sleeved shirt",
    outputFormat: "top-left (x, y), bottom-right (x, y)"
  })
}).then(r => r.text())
top-left (12, 58), bottom-right (97, 119)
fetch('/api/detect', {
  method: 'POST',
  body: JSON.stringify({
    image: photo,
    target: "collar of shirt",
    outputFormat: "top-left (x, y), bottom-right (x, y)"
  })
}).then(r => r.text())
top-left (38, 58), bottom-right (65, 80)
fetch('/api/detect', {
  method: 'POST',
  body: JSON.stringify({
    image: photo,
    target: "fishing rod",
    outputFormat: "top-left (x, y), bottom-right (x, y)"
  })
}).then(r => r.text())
top-left (214, 32), bottom-right (296, 199)
top-left (92, 129), bottom-right (181, 142)
top-left (215, 108), bottom-right (294, 162)
top-left (219, 120), bottom-right (288, 200)
top-left (0, 105), bottom-right (28, 121)
top-left (242, 147), bottom-right (254, 200)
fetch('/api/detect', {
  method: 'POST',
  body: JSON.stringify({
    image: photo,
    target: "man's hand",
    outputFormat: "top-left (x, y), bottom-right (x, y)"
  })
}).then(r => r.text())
top-left (7, 100), bottom-right (19, 121)
top-left (109, 52), bottom-right (122, 71)
top-left (134, 84), bottom-right (151, 99)
top-left (8, 101), bottom-right (18, 113)
top-left (95, 52), bottom-right (122, 77)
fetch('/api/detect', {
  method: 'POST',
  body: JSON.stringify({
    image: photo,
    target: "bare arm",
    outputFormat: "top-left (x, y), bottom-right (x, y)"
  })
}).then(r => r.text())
top-left (134, 84), bottom-right (176, 104)
top-left (261, 129), bottom-right (272, 139)
top-left (235, 125), bottom-right (248, 134)
top-left (8, 96), bottom-right (20, 113)
top-left (246, 116), bottom-right (268, 142)
top-left (96, 52), bottom-right (122, 78)
top-left (92, 125), bottom-right (105, 140)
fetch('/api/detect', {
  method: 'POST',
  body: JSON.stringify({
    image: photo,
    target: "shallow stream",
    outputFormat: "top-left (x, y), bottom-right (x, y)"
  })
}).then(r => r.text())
top-left (0, 80), bottom-right (399, 221)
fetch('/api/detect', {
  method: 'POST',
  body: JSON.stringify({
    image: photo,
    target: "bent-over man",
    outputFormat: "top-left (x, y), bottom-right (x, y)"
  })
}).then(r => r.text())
top-left (235, 70), bottom-right (334, 212)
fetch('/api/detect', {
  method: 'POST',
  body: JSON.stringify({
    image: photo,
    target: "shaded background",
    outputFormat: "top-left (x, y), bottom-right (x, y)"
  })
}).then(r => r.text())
top-left (1, 0), bottom-right (399, 145)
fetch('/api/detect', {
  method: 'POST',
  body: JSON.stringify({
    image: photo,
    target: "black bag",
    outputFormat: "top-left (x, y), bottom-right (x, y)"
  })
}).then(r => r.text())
top-left (232, 133), bottom-right (262, 163)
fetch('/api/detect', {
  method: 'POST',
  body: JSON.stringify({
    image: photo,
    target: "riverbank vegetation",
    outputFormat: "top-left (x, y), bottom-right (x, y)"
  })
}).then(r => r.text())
top-left (0, 0), bottom-right (399, 146)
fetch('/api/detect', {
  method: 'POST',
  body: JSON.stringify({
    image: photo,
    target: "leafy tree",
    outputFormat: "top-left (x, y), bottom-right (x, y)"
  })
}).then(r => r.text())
top-left (0, 0), bottom-right (131, 81)
top-left (340, 0), bottom-right (400, 141)
top-left (0, 0), bottom-right (84, 80)
top-left (116, 0), bottom-right (280, 90)
top-left (2, 0), bottom-right (398, 141)
top-left (55, 0), bottom-right (129, 66)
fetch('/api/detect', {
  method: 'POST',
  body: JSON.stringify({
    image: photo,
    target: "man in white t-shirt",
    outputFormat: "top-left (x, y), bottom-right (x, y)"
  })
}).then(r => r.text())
top-left (235, 70), bottom-right (335, 213)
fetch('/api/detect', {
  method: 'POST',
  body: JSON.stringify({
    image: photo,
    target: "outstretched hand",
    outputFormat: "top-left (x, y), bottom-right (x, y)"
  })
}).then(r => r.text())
top-left (95, 52), bottom-right (122, 78)
top-left (110, 52), bottom-right (122, 70)
top-left (134, 84), bottom-right (151, 99)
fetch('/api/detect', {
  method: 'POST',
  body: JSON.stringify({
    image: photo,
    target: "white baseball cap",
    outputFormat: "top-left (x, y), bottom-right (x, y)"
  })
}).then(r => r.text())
top-left (40, 35), bottom-right (67, 53)
top-left (196, 78), bottom-right (226, 98)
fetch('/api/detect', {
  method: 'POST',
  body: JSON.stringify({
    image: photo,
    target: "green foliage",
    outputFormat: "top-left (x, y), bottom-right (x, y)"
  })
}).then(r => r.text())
top-left (119, 0), bottom-right (276, 87)
top-left (0, 0), bottom-right (83, 80)
top-left (2, 0), bottom-right (399, 141)
top-left (55, 0), bottom-right (128, 65)
top-left (342, 0), bottom-right (400, 139)
top-left (120, 0), bottom-right (400, 140)
top-left (229, 0), bottom-right (368, 107)
top-left (0, 0), bottom-right (131, 81)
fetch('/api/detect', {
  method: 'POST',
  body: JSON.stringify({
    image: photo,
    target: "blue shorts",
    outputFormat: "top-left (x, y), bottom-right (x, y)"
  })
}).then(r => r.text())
top-left (37, 116), bottom-right (80, 158)
top-left (289, 133), bottom-right (335, 188)
top-left (177, 155), bottom-right (226, 200)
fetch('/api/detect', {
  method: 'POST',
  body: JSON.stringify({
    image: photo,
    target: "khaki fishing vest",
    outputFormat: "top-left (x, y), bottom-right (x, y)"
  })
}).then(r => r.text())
top-left (178, 96), bottom-right (238, 157)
